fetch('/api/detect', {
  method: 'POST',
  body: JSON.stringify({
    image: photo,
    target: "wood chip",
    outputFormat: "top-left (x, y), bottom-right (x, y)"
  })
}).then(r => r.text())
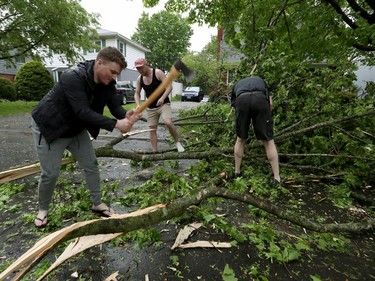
top-left (178, 241), bottom-right (231, 249)
top-left (171, 222), bottom-right (202, 250)
top-left (103, 271), bottom-right (119, 281)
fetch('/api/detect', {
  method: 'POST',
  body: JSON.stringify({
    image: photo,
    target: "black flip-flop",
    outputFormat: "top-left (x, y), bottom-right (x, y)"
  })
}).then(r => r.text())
top-left (91, 208), bottom-right (113, 217)
top-left (34, 216), bottom-right (48, 228)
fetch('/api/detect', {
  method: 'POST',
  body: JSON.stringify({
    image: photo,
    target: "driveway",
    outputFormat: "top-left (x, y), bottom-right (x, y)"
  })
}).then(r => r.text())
top-left (0, 101), bottom-right (203, 172)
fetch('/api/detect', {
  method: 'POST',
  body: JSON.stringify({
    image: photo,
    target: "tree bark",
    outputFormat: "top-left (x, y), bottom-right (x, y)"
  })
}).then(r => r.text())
top-left (1, 176), bottom-right (374, 281)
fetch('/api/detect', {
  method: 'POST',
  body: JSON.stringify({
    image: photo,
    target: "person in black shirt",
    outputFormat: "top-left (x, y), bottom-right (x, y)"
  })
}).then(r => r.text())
top-left (231, 76), bottom-right (281, 185)
top-left (134, 57), bottom-right (184, 153)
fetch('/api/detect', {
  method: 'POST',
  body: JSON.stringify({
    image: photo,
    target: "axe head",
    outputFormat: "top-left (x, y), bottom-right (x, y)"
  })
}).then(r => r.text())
top-left (174, 59), bottom-right (195, 82)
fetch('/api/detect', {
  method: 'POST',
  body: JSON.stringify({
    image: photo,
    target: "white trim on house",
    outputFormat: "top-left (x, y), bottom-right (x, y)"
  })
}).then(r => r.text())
top-left (44, 28), bottom-right (150, 84)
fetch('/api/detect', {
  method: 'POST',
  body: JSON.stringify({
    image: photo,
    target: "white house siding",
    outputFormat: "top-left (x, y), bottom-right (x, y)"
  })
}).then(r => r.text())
top-left (171, 81), bottom-right (183, 97)
top-left (41, 28), bottom-right (149, 85)
top-left (123, 47), bottom-right (144, 81)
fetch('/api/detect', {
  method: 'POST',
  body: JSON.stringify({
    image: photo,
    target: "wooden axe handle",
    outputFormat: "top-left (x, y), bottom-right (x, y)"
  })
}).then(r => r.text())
top-left (135, 66), bottom-right (180, 113)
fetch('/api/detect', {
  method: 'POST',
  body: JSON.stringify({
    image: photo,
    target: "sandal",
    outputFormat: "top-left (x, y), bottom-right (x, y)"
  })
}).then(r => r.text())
top-left (91, 208), bottom-right (113, 218)
top-left (34, 216), bottom-right (48, 228)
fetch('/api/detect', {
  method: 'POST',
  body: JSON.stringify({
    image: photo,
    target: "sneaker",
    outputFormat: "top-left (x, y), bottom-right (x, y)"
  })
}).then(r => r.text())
top-left (176, 142), bottom-right (185, 152)
top-left (234, 172), bottom-right (242, 179)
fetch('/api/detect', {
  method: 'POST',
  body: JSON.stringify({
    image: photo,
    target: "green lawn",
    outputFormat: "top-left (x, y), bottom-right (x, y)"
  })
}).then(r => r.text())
top-left (0, 101), bottom-right (38, 117)
top-left (0, 101), bottom-right (135, 117)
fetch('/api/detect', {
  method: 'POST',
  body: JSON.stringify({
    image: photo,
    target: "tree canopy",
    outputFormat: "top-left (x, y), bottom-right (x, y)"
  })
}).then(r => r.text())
top-left (0, 0), bottom-right (99, 65)
top-left (131, 10), bottom-right (193, 72)
top-left (145, 0), bottom-right (374, 66)
top-left (0, 1), bottom-right (374, 279)
top-left (179, 36), bottom-right (222, 94)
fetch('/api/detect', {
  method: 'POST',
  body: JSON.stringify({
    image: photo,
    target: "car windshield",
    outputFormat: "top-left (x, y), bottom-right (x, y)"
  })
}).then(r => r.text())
top-left (183, 87), bottom-right (199, 92)
top-left (117, 82), bottom-right (135, 89)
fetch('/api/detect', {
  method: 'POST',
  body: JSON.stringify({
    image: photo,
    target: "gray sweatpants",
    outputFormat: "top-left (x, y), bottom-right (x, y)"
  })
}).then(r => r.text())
top-left (31, 119), bottom-right (102, 210)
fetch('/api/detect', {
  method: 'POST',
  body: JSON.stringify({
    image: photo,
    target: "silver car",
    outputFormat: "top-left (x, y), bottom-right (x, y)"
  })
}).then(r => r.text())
top-left (116, 81), bottom-right (136, 105)
top-left (181, 86), bottom-right (204, 102)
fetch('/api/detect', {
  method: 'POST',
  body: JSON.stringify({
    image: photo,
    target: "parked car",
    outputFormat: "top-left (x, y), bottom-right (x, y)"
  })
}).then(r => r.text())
top-left (116, 81), bottom-right (136, 105)
top-left (181, 86), bottom-right (204, 102)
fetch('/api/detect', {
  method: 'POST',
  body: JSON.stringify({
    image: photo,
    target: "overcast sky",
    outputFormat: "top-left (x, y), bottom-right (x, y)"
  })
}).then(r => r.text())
top-left (79, 0), bottom-right (217, 52)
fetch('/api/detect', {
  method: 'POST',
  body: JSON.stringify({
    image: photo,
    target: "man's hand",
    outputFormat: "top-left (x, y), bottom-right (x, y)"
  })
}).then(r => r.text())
top-left (156, 97), bottom-right (165, 107)
top-left (116, 110), bottom-right (142, 133)
top-left (125, 109), bottom-right (141, 121)
top-left (115, 118), bottom-right (133, 133)
top-left (129, 109), bottom-right (142, 123)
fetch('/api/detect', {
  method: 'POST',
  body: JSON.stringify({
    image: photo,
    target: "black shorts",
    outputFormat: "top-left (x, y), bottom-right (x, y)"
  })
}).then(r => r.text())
top-left (235, 92), bottom-right (274, 140)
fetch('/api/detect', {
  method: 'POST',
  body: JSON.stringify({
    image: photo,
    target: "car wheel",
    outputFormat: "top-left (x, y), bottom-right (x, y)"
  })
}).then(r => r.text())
top-left (123, 95), bottom-right (127, 105)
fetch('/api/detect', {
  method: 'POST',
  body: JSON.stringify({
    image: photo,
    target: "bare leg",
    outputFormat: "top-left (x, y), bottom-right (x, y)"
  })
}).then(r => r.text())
top-left (164, 118), bottom-right (179, 142)
top-left (165, 118), bottom-right (185, 152)
top-left (149, 125), bottom-right (158, 152)
top-left (234, 137), bottom-right (247, 174)
top-left (262, 139), bottom-right (280, 181)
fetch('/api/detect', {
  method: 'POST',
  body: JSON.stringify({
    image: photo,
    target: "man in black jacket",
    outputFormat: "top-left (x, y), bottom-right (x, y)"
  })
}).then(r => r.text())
top-left (31, 47), bottom-right (140, 228)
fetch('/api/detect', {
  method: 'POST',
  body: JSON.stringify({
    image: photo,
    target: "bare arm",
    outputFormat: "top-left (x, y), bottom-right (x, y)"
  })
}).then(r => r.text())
top-left (269, 96), bottom-right (273, 111)
top-left (134, 75), bottom-right (142, 107)
top-left (155, 69), bottom-right (172, 106)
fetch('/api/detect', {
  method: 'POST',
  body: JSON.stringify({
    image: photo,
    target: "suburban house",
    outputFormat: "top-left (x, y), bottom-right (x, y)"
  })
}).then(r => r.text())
top-left (217, 28), bottom-right (242, 87)
top-left (0, 28), bottom-right (149, 85)
top-left (0, 28), bottom-right (185, 98)
top-left (44, 28), bottom-right (150, 85)
top-left (0, 52), bottom-right (25, 82)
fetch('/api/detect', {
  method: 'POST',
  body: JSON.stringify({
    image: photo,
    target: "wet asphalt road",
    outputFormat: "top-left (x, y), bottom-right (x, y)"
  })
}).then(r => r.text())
top-left (0, 101), bottom-right (203, 172)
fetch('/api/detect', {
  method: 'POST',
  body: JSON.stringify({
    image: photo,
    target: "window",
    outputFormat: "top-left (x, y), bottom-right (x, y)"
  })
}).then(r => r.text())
top-left (117, 41), bottom-right (126, 57)
top-left (94, 40), bottom-right (102, 53)
top-left (15, 56), bottom-right (25, 63)
top-left (89, 39), bottom-right (106, 53)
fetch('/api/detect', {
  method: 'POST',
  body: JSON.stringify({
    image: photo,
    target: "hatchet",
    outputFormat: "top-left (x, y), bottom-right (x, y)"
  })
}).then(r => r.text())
top-left (135, 59), bottom-right (195, 113)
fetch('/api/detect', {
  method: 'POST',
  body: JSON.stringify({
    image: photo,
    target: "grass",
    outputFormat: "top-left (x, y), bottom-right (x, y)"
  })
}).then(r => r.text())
top-left (0, 100), bottom-right (136, 118)
top-left (0, 100), bottom-right (38, 117)
top-left (0, 95), bottom-right (182, 118)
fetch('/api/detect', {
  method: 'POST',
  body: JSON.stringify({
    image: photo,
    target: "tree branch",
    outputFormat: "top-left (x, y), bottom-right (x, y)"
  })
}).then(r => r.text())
top-left (274, 109), bottom-right (375, 142)
top-left (323, 0), bottom-right (358, 29)
top-left (346, 0), bottom-right (374, 24)
top-left (364, 0), bottom-right (375, 11)
top-left (1, 177), bottom-right (373, 280)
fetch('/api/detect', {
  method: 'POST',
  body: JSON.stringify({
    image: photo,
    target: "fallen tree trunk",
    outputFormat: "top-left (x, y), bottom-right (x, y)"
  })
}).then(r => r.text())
top-left (1, 176), bottom-right (374, 281)
top-left (0, 158), bottom-right (73, 184)
top-left (1, 109), bottom-right (374, 183)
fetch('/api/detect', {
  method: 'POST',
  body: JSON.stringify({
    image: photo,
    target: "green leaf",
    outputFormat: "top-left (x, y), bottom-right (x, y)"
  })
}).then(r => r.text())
top-left (222, 264), bottom-right (238, 281)
top-left (310, 274), bottom-right (322, 281)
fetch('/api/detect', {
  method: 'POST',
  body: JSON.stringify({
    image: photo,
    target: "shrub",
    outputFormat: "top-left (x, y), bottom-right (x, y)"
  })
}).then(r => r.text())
top-left (15, 61), bottom-right (54, 101)
top-left (0, 77), bottom-right (17, 101)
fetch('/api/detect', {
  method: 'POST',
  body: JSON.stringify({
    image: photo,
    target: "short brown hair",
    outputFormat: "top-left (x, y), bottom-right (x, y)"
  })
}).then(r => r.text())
top-left (96, 47), bottom-right (127, 69)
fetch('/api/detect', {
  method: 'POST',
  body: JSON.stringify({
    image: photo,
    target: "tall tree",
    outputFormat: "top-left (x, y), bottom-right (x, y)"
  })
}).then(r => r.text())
top-left (142, 0), bottom-right (375, 196)
top-left (181, 36), bottom-right (221, 95)
top-left (131, 11), bottom-right (193, 72)
top-left (145, 0), bottom-right (375, 66)
top-left (0, 0), bottom-right (99, 65)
